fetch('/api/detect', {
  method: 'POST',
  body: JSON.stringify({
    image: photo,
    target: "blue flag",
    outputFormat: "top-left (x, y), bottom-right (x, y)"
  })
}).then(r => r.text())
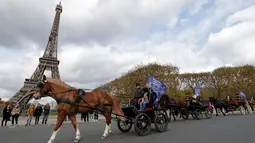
top-left (194, 84), bottom-right (201, 96)
top-left (240, 92), bottom-right (246, 98)
top-left (147, 76), bottom-right (167, 100)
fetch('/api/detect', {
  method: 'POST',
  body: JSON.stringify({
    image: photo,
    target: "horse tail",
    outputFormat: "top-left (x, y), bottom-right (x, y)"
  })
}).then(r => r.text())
top-left (107, 93), bottom-right (125, 121)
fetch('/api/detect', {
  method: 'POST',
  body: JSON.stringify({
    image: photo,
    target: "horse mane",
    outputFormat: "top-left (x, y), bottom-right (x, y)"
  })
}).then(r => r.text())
top-left (46, 78), bottom-right (72, 90)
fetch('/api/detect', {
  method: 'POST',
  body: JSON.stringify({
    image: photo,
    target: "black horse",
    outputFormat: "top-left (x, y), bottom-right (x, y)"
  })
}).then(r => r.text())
top-left (208, 97), bottom-right (228, 116)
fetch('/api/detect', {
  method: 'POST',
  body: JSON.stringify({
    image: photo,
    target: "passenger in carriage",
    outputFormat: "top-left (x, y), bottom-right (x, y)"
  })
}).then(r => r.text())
top-left (130, 83), bottom-right (144, 108)
top-left (190, 93), bottom-right (200, 107)
top-left (226, 94), bottom-right (232, 101)
top-left (139, 93), bottom-right (149, 111)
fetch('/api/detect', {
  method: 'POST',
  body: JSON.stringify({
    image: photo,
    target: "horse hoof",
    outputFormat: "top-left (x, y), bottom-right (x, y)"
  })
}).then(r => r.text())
top-left (101, 136), bottom-right (106, 140)
top-left (109, 130), bottom-right (113, 134)
top-left (74, 139), bottom-right (80, 143)
top-left (47, 140), bottom-right (54, 143)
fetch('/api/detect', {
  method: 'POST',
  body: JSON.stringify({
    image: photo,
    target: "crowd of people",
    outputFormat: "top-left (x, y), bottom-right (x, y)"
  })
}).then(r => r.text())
top-left (80, 111), bottom-right (99, 122)
top-left (1, 103), bottom-right (51, 127)
top-left (1, 102), bottom-right (100, 127)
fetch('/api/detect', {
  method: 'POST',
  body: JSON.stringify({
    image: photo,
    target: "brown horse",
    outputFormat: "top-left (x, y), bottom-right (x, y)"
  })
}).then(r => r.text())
top-left (33, 75), bottom-right (124, 143)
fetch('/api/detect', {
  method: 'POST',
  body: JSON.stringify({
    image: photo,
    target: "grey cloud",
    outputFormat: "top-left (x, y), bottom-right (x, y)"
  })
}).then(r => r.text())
top-left (0, 0), bottom-right (197, 50)
top-left (0, 0), bottom-right (55, 50)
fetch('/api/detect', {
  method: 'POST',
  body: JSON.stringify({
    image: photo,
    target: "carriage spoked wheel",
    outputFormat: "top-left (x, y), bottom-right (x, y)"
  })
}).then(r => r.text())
top-left (159, 110), bottom-right (170, 122)
top-left (194, 108), bottom-right (202, 120)
top-left (117, 118), bottom-right (133, 133)
top-left (181, 109), bottom-right (189, 120)
top-left (191, 112), bottom-right (197, 119)
top-left (204, 107), bottom-right (212, 119)
top-left (154, 112), bottom-right (168, 132)
top-left (239, 106), bottom-right (246, 115)
top-left (134, 113), bottom-right (151, 136)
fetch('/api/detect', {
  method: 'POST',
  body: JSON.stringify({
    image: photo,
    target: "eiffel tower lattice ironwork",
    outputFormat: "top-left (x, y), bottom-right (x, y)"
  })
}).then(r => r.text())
top-left (9, 3), bottom-right (63, 107)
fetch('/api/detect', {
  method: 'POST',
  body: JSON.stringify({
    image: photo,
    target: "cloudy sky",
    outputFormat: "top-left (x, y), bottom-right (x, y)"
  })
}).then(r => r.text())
top-left (1, 0), bottom-right (255, 103)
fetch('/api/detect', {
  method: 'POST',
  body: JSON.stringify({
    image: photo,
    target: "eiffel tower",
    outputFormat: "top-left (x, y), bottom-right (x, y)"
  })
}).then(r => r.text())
top-left (9, 2), bottom-right (63, 108)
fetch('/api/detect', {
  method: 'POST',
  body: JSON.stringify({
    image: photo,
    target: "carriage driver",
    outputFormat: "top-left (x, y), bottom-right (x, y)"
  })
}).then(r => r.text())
top-left (129, 83), bottom-right (144, 108)
top-left (192, 93), bottom-right (198, 103)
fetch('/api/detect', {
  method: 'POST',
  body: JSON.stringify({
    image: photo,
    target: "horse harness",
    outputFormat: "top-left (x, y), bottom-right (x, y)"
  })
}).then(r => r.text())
top-left (52, 87), bottom-right (113, 114)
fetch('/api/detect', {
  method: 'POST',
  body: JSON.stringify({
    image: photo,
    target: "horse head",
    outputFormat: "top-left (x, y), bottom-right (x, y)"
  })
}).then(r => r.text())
top-left (33, 75), bottom-right (51, 100)
top-left (208, 97), bottom-right (218, 104)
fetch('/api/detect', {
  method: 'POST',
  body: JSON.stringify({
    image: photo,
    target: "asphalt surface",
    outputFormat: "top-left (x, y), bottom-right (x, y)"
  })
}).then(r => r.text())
top-left (1, 113), bottom-right (255, 143)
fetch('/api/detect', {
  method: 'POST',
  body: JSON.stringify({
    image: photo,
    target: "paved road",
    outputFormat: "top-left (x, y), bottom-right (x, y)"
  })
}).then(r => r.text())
top-left (1, 113), bottom-right (254, 143)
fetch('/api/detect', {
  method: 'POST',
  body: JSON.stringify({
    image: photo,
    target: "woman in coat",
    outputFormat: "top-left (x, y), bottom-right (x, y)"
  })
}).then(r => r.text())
top-left (1, 105), bottom-right (11, 127)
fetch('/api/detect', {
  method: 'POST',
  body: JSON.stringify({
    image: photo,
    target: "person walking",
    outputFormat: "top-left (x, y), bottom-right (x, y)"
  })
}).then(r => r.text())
top-left (25, 104), bottom-right (35, 126)
top-left (11, 105), bottom-right (20, 126)
top-left (81, 113), bottom-right (85, 121)
top-left (34, 104), bottom-right (43, 124)
top-left (94, 111), bottom-right (98, 121)
top-left (89, 111), bottom-right (94, 122)
top-left (1, 105), bottom-right (11, 127)
top-left (42, 104), bottom-right (50, 124)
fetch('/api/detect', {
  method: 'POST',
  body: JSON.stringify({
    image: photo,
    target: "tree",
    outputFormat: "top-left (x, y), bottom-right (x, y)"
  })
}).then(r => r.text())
top-left (206, 67), bottom-right (233, 99)
top-left (228, 65), bottom-right (255, 97)
top-left (96, 63), bottom-right (255, 101)
top-left (179, 72), bottom-right (210, 94)
top-left (107, 62), bottom-right (179, 101)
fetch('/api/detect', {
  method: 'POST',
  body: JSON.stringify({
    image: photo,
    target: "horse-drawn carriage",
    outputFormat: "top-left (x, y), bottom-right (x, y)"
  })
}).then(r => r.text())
top-left (180, 97), bottom-right (213, 120)
top-left (225, 95), bottom-right (252, 115)
top-left (117, 93), bottom-right (168, 136)
top-left (159, 95), bottom-right (212, 121)
top-left (32, 76), bottom-right (169, 142)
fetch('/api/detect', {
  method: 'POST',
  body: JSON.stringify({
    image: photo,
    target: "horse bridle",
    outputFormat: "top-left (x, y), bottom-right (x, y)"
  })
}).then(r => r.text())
top-left (36, 81), bottom-right (73, 100)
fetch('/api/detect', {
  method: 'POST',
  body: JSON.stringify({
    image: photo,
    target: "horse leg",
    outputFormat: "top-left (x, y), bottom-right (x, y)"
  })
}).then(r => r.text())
top-left (220, 107), bottom-right (226, 116)
top-left (101, 112), bottom-right (112, 139)
top-left (215, 108), bottom-right (218, 116)
top-left (47, 111), bottom-right (66, 143)
top-left (69, 114), bottom-right (81, 142)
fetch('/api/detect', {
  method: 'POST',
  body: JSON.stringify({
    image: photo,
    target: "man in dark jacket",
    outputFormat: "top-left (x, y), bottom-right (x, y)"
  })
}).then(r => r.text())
top-left (42, 104), bottom-right (50, 124)
top-left (1, 105), bottom-right (11, 127)
top-left (130, 83), bottom-right (144, 108)
top-left (34, 104), bottom-right (43, 124)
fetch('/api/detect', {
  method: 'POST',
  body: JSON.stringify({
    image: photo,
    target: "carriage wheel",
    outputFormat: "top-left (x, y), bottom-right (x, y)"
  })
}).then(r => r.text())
top-left (117, 118), bottom-right (133, 133)
top-left (194, 108), bottom-right (202, 120)
top-left (181, 109), bottom-right (189, 120)
top-left (204, 107), bottom-right (212, 119)
top-left (154, 112), bottom-right (168, 132)
top-left (134, 113), bottom-right (151, 136)
top-left (239, 106), bottom-right (246, 115)
top-left (191, 112), bottom-right (197, 119)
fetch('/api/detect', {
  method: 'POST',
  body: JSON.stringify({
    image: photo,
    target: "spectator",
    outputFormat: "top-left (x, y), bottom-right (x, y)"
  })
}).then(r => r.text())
top-left (1, 105), bottom-right (11, 127)
top-left (42, 104), bottom-right (50, 124)
top-left (34, 104), bottom-right (43, 124)
top-left (11, 104), bottom-right (20, 126)
top-left (25, 104), bottom-right (35, 126)
top-left (85, 112), bottom-right (89, 122)
top-left (94, 111), bottom-right (98, 121)
top-left (81, 113), bottom-right (85, 121)
top-left (89, 111), bottom-right (94, 122)
top-left (81, 113), bottom-right (89, 122)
